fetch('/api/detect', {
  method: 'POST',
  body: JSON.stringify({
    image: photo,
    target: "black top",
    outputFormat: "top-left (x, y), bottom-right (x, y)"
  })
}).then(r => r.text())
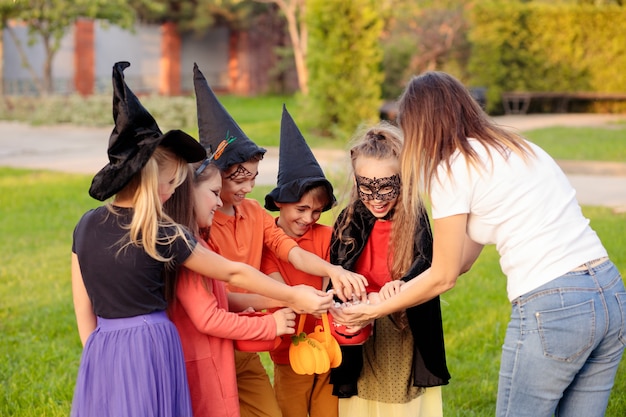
top-left (72, 206), bottom-right (196, 318)
top-left (329, 200), bottom-right (450, 396)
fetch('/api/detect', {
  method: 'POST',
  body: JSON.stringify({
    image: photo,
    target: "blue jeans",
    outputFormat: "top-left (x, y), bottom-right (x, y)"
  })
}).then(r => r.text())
top-left (496, 259), bottom-right (626, 417)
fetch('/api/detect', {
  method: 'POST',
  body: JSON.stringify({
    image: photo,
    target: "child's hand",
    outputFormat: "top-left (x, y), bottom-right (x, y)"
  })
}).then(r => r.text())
top-left (328, 266), bottom-right (368, 302)
top-left (367, 292), bottom-right (381, 305)
top-left (289, 285), bottom-right (333, 315)
top-left (378, 280), bottom-right (403, 301)
top-left (272, 307), bottom-right (296, 336)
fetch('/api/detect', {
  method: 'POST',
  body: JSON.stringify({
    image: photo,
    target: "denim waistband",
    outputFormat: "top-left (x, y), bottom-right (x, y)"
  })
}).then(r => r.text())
top-left (97, 310), bottom-right (169, 331)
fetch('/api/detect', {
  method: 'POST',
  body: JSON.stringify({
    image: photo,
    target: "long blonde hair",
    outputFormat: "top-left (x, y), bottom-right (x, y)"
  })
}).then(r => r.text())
top-left (114, 146), bottom-right (191, 262)
top-left (397, 71), bottom-right (533, 215)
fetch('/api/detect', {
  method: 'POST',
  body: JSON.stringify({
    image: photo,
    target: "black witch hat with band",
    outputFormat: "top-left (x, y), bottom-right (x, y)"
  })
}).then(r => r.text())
top-left (89, 61), bottom-right (206, 201)
top-left (264, 104), bottom-right (336, 212)
top-left (193, 63), bottom-right (266, 174)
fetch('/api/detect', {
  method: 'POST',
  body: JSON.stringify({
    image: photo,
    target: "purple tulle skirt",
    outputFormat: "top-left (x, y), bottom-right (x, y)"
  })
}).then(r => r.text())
top-left (70, 311), bottom-right (192, 417)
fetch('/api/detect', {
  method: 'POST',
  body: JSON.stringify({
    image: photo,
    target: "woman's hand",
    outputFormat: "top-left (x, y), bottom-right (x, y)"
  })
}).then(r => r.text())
top-left (329, 303), bottom-right (377, 333)
top-left (330, 302), bottom-right (379, 330)
top-left (289, 285), bottom-right (333, 315)
top-left (272, 308), bottom-right (296, 336)
top-left (328, 265), bottom-right (368, 303)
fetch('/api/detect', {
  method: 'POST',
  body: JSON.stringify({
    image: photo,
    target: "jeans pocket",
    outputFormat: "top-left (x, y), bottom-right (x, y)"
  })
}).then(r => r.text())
top-left (536, 299), bottom-right (595, 362)
top-left (617, 292), bottom-right (626, 346)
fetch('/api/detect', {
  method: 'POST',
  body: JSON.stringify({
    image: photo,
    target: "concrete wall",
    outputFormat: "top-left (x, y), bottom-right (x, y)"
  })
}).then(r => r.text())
top-left (181, 26), bottom-right (229, 93)
top-left (2, 23), bottom-right (74, 94)
top-left (2, 21), bottom-right (229, 95)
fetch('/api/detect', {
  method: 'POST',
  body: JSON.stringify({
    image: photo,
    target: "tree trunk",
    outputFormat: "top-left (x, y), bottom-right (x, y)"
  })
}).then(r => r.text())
top-left (256, 0), bottom-right (308, 95)
top-left (284, 0), bottom-right (308, 95)
top-left (42, 33), bottom-right (53, 95)
top-left (0, 31), bottom-right (3, 97)
top-left (5, 24), bottom-right (44, 95)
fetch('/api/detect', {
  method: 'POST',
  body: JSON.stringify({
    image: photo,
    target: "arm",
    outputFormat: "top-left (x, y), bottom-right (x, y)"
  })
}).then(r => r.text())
top-left (228, 290), bottom-right (285, 312)
top-left (461, 233), bottom-right (484, 273)
top-left (183, 244), bottom-right (332, 315)
top-left (71, 253), bottom-right (96, 346)
top-left (340, 214), bottom-right (476, 325)
top-left (176, 271), bottom-right (289, 339)
top-left (287, 245), bottom-right (368, 302)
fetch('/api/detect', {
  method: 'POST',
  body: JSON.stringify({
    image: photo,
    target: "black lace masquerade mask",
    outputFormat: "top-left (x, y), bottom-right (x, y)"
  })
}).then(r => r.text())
top-left (355, 173), bottom-right (401, 202)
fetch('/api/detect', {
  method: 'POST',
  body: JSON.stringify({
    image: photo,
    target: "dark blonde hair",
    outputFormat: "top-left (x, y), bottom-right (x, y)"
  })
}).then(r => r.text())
top-left (114, 146), bottom-right (191, 262)
top-left (335, 121), bottom-right (419, 281)
top-left (397, 71), bottom-right (533, 215)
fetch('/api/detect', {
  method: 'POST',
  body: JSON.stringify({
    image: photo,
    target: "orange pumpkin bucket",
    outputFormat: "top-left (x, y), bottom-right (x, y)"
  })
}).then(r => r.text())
top-left (289, 313), bottom-right (342, 375)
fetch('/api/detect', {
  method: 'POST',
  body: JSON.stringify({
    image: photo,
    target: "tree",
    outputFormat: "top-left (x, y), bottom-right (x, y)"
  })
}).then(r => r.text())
top-left (4, 0), bottom-right (136, 95)
top-left (380, 0), bottom-right (470, 99)
top-left (306, 0), bottom-right (383, 137)
top-left (254, 0), bottom-right (308, 94)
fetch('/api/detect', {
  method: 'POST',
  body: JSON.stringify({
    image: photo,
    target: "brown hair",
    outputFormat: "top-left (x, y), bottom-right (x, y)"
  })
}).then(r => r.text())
top-left (162, 160), bottom-right (222, 300)
top-left (397, 71), bottom-right (533, 215)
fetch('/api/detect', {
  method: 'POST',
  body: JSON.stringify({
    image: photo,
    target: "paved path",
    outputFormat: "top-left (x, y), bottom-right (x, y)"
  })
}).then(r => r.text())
top-left (1, 114), bottom-right (625, 210)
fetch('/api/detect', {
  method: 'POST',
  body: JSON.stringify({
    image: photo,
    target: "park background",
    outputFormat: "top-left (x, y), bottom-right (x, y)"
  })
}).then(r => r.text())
top-left (1, 0), bottom-right (626, 416)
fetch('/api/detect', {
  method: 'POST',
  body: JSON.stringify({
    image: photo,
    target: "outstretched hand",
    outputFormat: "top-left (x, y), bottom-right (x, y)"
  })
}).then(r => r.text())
top-left (328, 265), bottom-right (368, 302)
top-left (289, 285), bottom-right (333, 315)
top-left (272, 308), bottom-right (296, 336)
top-left (331, 301), bottom-right (379, 330)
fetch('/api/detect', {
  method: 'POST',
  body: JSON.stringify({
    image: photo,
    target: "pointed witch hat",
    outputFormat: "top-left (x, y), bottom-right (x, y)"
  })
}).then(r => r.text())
top-left (193, 63), bottom-right (266, 171)
top-left (89, 61), bottom-right (206, 201)
top-left (264, 104), bottom-right (336, 212)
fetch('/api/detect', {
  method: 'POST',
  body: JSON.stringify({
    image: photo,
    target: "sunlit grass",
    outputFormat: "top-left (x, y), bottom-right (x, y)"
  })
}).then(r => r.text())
top-left (524, 126), bottom-right (626, 161)
top-left (2, 161), bottom-right (625, 416)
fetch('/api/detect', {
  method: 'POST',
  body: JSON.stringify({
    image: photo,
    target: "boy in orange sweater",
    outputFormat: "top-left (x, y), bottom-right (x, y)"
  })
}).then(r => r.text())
top-left (261, 105), bottom-right (339, 417)
top-left (193, 64), bottom-right (366, 417)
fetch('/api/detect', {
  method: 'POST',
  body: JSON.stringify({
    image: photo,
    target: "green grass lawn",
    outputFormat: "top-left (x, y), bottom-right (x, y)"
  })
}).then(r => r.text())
top-left (1, 165), bottom-right (625, 416)
top-left (524, 126), bottom-right (626, 162)
top-left (2, 101), bottom-right (625, 415)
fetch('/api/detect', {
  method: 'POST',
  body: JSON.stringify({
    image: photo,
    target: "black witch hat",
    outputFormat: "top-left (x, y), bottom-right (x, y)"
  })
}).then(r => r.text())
top-left (193, 63), bottom-right (266, 171)
top-left (264, 105), bottom-right (336, 212)
top-left (89, 61), bottom-right (206, 201)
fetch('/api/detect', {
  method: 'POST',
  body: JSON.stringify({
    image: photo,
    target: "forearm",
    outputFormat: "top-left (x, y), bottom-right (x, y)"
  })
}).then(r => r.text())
top-left (75, 309), bottom-right (97, 346)
top-left (228, 292), bottom-right (285, 312)
top-left (374, 267), bottom-right (455, 317)
top-left (71, 254), bottom-right (96, 346)
top-left (185, 247), bottom-right (297, 306)
top-left (287, 246), bottom-right (335, 277)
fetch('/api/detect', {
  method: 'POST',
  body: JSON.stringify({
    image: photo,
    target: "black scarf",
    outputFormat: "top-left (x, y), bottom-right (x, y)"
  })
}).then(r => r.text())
top-left (329, 200), bottom-right (450, 397)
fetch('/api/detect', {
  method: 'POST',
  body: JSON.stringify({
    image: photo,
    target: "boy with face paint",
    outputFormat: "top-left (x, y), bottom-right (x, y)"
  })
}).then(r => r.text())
top-left (260, 105), bottom-right (339, 417)
top-left (192, 64), bottom-right (368, 417)
top-left (329, 122), bottom-right (450, 417)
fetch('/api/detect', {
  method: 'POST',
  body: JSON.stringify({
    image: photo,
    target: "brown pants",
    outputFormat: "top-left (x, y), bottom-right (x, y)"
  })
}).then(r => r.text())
top-left (236, 350), bottom-right (282, 417)
top-left (273, 363), bottom-right (338, 417)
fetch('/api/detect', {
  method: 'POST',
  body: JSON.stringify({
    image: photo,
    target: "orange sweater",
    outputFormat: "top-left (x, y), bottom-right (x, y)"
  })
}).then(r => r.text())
top-left (261, 222), bottom-right (332, 364)
top-left (208, 198), bottom-right (298, 292)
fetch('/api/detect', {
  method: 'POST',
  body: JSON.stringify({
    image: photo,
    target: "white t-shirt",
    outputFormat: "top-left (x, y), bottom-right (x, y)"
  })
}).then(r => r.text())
top-left (431, 139), bottom-right (607, 301)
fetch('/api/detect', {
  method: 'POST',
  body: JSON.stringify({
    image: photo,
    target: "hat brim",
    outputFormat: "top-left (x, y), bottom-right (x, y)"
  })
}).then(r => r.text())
top-left (89, 130), bottom-right (206, 201)
top-left (264, 178), bottom-right (336, 212)
top-left (160, 129), bottom-right (207, 163)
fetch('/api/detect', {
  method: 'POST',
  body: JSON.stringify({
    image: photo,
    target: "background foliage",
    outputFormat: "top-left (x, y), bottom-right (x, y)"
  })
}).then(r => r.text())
top-left (304, 0), bottom-right (383, 138)
top-left (468, 2), bottom-right (626, 113)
